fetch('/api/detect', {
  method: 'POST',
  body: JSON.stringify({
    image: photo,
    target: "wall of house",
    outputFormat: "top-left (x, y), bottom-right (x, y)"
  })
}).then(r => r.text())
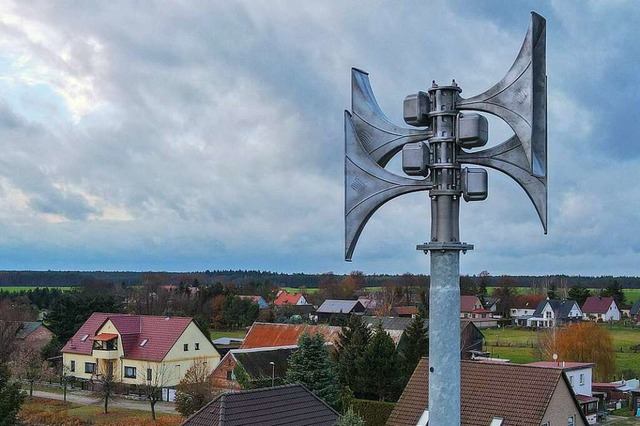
top-left (210, 354), bottom-right (241, 390)
top-left (565, 367), bottom-right (592, 397)
top-left (22, 326), bottom-right (54, 353)
top-left (542, 378), bottom-right (587, 426)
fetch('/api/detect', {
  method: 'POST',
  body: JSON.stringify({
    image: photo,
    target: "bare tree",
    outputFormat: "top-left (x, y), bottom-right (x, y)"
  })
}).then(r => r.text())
top-left (94, 361), bottom-right (117, 414)
top-left (175, 359), bottom-right (216, 417)
top-left (0, 300), bottom-right (33, 363)
top-left (139, 362), bottom-right (174, 420)
top-left (12, 346), bottom-right (42, 396)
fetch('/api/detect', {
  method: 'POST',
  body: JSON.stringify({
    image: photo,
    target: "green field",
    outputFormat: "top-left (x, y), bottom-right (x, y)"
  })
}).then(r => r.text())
top-left (483, 325), bottom-right (640, 377)
top-left (210, 330), bottom-right (247, 340)
top-left (0, 286), bottom-right (75, 293)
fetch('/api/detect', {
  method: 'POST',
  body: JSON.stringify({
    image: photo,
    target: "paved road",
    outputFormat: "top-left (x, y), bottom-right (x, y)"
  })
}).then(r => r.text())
top-left (30, 390), bottom-right (179, 414)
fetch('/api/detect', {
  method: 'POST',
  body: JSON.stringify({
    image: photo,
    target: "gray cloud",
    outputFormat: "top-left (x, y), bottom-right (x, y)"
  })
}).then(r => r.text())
top-left (0, 1), bottom-right (637, 275)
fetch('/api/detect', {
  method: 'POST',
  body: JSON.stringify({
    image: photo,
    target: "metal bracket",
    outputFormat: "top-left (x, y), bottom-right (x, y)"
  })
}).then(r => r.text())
top-left (416, 242), bottom-right (474, 254)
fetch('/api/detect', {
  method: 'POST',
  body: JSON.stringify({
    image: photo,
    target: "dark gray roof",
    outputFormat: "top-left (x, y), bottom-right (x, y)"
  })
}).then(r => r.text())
top-left (316, 300), bottom-right (364, 314)
top-left (532, 299), bottom-right (579, 319)
top-left (362, 316), bottom-right (414, 331)
top-left (182, 384), bottom-right (339, 426)
top-left (232, 346), bottom-right (296, 380)
top-left (16, 321), bottom-right (46, 339)
top-left (631, 300), bottom-right (640, 316)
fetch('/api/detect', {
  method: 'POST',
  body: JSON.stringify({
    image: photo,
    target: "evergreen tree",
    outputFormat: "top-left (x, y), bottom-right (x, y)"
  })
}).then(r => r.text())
top-left (0, 362), bottom-right (25, 426)
top-left (568, 285), bottom-right (591, 306)
top-left (602, 280), bottom-right (625, 306)
top-left (547, 283), bottom-right (558, 299)
top-left (335, 315), bottom-right (371, 397)
top-left (401, 315), bottom-right (428, 377)
top-left (359, 324), bottom-right (404, 402)
top-left (286, 333), bottom-right (340, 409)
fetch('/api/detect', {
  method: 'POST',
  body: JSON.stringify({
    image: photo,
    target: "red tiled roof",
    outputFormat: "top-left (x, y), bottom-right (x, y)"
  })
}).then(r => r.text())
top-left (582, 296), bottom-right (616, 314)
top-left (460, 295), bottom-right (481, 312)
top-left (62, 312), bottom-right (194, 362)
top-left (91, 333), bottom-right (118, 341)
top-left (512, 294), bottom-right (547, 309)
top-left (387, 358), bottom-right (589, 426)
top-left (274, 292), bottom-right (303, 306)
top-left (241, 322), bottom-right (341, 349)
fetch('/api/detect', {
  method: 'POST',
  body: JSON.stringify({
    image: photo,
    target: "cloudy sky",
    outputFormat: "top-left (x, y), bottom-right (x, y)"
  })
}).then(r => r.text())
top-left (0, 1), bottom-right (638, 276)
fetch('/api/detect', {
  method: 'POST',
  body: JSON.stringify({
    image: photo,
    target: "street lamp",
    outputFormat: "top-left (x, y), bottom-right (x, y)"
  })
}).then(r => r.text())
top-left (344, 13), bottom-right (547, 426)
top-left (269, 361), bottom-right (275, 387)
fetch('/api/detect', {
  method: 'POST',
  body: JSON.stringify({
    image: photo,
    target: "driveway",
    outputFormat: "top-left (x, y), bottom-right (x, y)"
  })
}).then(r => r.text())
top-left (30, 390), bottom-right (178, 414)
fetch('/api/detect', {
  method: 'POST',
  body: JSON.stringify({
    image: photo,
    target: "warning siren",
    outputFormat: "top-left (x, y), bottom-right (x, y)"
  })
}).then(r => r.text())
top-left (344, 12), bottom-right (547, 260)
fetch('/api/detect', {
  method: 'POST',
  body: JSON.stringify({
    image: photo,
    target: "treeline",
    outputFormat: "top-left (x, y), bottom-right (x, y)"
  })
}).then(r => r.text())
top-left (1, 270), bottom-right (640, 289)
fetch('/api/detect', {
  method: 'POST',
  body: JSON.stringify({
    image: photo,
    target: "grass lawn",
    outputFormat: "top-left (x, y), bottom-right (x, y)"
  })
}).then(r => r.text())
top-left (19, 397), bottom-right (183, 426)
top-left (483, 325), bottom-right (640, 376)
top-left (210, 330), bottom-right (247, 340)
top-left (0, 286), bottom-right (75, 292)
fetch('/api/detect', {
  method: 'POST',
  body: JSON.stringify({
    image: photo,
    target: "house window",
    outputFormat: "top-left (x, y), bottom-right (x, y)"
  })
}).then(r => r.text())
top-left (184, 344), bottom-right (189, 351)
top-left (81, 334), bottom-right (89, 342)
top-left (85, 362), bottom-right (96, 374)
top-left (140, 339), bottom-right (148, 347)
top-left (147, 368), bottom-right (152, 381)
top-left (568, 415), bottom-right (575, 426)
top-left (195, 343), bottom-right (200, 350)
top-left (227, 371), bottom-right (232, 380)
top-left (70, 360), bottom-right (75, 372)
top-left (124, 366), bottom-right (137, 378)
top-left (579, 374), bottom-right (584, 385)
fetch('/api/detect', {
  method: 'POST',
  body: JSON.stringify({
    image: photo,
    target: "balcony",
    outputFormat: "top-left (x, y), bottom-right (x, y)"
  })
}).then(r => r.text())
top-left (91, 333), bottom-right (119, 360)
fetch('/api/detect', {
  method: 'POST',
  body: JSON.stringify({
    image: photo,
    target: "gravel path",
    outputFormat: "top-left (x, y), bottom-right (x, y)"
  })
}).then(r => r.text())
top-left (30, 390), bottom-right (178, 414)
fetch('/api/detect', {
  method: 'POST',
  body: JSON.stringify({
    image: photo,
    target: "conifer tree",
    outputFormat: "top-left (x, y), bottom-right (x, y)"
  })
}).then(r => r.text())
top-left (287, 332), bottom-right (340, 409)
top-left (335, 315), bottom-right (371, 396)
top-left (0, 362), bottom-right (25, 426)
top-left (359, 324), bottom-right (404, 402)
top-left (401, 315), bottom-right (428, 377)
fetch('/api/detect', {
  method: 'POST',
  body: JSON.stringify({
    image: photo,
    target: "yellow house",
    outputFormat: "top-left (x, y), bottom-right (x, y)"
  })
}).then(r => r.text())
top-left (61, 313), bottom-right (220, 392)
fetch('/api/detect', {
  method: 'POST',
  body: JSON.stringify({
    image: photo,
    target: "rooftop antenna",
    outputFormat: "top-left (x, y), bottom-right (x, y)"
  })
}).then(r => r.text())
top-left (344, 12), bottom-right (547, 426)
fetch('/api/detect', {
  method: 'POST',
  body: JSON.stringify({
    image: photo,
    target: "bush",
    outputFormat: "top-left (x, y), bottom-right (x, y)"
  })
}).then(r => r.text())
top-left (351, 399), bottom-right (395, 426)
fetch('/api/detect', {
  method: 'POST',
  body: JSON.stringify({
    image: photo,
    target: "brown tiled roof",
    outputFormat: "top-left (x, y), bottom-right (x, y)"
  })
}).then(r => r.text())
top-left (393, 306), bottom-right (419, 316)
top-left (182, 384), bottom-right (339, 426)
top-left (241, 322), bottom-right (341, 349)
top-left (582, 296), bottom-right (616, 314)
top-left (386, 358), bottom-right (588, 426)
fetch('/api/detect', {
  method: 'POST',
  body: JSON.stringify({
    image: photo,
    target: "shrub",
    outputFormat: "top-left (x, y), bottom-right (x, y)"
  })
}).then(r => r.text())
top-left (351, 399), bottom-right (395, 426)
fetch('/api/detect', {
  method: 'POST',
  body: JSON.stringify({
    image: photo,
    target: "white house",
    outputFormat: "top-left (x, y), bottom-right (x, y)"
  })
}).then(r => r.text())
top-left (581, 296), bottom-right (621, 322)
top-left (526, 299), bottom-right (582, 328)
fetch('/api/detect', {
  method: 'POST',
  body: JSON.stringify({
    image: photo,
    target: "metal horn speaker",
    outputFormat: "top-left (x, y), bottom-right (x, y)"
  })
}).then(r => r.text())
top-left (345, 111), bottom-right (432, 260)
top-left (351, 68), bottom-right (432, 167)
top-left (457, 12), bottom-right (547, 232)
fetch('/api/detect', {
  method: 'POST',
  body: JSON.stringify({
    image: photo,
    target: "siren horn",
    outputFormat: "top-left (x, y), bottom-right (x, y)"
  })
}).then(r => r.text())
top-left (351, 68), bottom-right (432, 167)
top-left (345, 111), bottom-right (432, 260)
top-left (457, 12), bottom-right (547, 232)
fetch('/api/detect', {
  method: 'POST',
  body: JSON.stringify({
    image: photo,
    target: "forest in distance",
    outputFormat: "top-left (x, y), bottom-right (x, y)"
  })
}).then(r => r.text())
top-left (0, 269), bottom-right (640, 290)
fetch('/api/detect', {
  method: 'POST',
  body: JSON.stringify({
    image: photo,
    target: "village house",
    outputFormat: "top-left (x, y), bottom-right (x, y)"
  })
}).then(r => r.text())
top-left (237, 295), bottom-right (269, 309)
top-left (391, 306), bottom-right (419, 318)
top-left (460, 295), bottom-right (498, 329)
top-left (581, 296), bottom-right (621, 322)
top-left (629, 299), bottom-right (640, 322)
top-left (510, 294), bottom-right (547, 326)
top-left (273, 290), bottom-right (311, 306)
top-left (240, 322), bottom-right (342, 349)
top-left (387, 358), bottom-right (589, 426)
top-left (315, 299), bottom-right (366, 323)
top-left (210, 345), bottom-right (296, 390)
top-left (362, 316), bottom-right (415, 348)
top-left (61, 313), bottom-right (220, 398)
top-left (528, 361), bottom-right (598, 424)
top-left (15, 321), bottom-right (54, 353)
top-left (526, 299), bottom-right (582, 328)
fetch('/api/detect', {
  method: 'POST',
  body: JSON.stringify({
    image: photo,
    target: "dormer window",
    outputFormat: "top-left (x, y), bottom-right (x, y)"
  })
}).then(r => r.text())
top-left (140, 339), bottom-right (148, 347)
